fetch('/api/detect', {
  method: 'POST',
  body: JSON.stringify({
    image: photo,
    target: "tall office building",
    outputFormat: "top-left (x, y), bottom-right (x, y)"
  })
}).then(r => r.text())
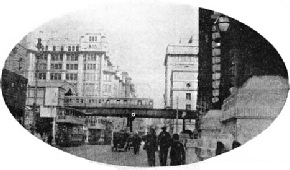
top-left (23, 30), bottom-right (134, 98)
top-left (164, 38), bottom-right (199, 134)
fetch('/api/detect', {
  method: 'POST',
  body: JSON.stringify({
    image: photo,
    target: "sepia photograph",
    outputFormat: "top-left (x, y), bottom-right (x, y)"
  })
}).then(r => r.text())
top-left (0, 0), bottom-right (290, 170)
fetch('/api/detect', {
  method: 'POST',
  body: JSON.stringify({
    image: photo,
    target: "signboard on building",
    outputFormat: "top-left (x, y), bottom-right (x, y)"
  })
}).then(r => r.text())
top-left (45, 88), bottom-right (59, 106)
top-left (40, 106), bottom-right (56, 118)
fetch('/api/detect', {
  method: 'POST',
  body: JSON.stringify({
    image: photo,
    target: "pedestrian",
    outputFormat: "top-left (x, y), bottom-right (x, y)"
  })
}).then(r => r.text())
top-left (158, 126), bottom-right (171, 166)
top-left (47, 133), bottom-right (53, 145)
top-left (144, 127), bottom-right (158, 166)
top-left (216, 141), bottom-right (225, 155)
top-left (132, 130), bottom-right (141, 155)
top-left (232, 140), bottom-right (241, 149)
top-left (170, 134), bottom-right (186, 166)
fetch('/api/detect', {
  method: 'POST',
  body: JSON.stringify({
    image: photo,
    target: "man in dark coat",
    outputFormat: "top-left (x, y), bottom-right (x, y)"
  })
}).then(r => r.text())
top-left (170, 134), bottom-right (185, 166)
top-left (144, 128), bottom-right (158, 166)
top-left (47, 133), bottom-right (53, 145)
top-left (132, 131), bottom-right (142, 154)
top-left (158, 126), bottom-right (172, 166)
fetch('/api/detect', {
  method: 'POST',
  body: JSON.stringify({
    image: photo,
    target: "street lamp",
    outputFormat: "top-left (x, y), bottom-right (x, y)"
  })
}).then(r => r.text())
top-left (215, 14), bottom-right (230, 32)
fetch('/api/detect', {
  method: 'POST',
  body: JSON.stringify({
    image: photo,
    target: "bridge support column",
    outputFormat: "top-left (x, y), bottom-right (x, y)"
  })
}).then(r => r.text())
top-left (85, 129), bottom-right (89, 143)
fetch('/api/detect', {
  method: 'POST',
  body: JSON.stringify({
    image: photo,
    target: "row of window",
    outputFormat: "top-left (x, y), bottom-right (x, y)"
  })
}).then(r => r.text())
top-left (66, 73), bottom-right (78, 80)
top-left (44, 45), bottom-right (80, 52)
top-left (38, 64), bottom-right (78, 70)
top-left (50, 64), bottom-right (62, 70)
top-left (51, 54), bottom-right (63, 61)
top-left (37, 53), bottom-right (102, 62)
top-left (66, 54), bottom-right (78, 61)
top-left (89, 36), bottom-right (98, 42)
top-left (84, 64), bottom-right (97, 70)
top-left (103, 74), bottom-right (111, 81)
top-left (103, 84), bottom-right (112, 93)
top-left (84, 73), bottom-right (99, 81)
top-left (171, 56), bottom-right (198, 63)
top-left (35, 73), bottom-right (77, 80)
top-left (66, 64), bottom-right (78, 70)
top-left (85, 53), bottom-right (99, 61)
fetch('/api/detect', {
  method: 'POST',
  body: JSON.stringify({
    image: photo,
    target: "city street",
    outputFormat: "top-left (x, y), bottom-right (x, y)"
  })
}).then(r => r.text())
top-left (59, 144), bottom-right (160, 167)
top-left (59, 144), bottom-right (199, 166)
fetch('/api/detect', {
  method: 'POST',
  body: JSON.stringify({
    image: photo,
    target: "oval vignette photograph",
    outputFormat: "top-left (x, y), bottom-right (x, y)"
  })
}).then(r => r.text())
top-left (0, 1), bottom-right (289, 168)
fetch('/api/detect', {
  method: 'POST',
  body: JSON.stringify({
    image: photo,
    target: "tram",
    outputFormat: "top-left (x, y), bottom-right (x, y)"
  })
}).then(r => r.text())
top-left (64, 97), bottom-right (154, 109)
top-left (55, 107), bottom-right (86, 147)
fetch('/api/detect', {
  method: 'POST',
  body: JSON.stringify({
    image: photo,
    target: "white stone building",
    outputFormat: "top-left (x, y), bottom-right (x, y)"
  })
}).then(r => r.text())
top-left (164, 39), bottom-right (199, 134)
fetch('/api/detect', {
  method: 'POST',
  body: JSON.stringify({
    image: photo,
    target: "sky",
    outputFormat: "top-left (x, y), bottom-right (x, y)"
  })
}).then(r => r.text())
top-left (32, 2), bottom-right (198, 108)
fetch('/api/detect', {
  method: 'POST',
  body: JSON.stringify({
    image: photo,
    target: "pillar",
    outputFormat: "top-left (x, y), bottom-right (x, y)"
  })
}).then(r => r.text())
top-left (52, 116), bottom-right (56, 145)
top-left (85, 129), bottom-right (89, 143)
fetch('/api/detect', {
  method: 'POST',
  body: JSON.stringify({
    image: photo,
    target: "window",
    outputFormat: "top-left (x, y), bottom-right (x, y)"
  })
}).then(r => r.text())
top-left (61, 46), bottom-right (64, 51)
top-left (87, 53), bottom-right (97, 61)
top-left (67, 54), bottom-right (78, 61)
top-left (43, 54), bottom-right (48, 60)
top-left (60, 54), bottom-right (63, 61)
top-left (72, 46), bottom-right (75, 51)
top-left (104, 74), bottom-right (111, 81)
top-left (66, 64), bottom-right (78, 70)
top-left (66, 73), bottom-right (77, 80)
top-left (186, 93), bottom-right (191, 100)
top-left (50, 73), bottom-right (61, 80)
top-left (36, 73), bottom-right (46, 80)
top-left (37, 54), bottom-right (47, 60)
top-left (45, 45), bottom-right (48, 51)
top-left (76, 46), bottom-right (79, 51)
top-left (89, 36), bottom-right (92, 41)
top-left (51, 54), bottom-right (63, 61)
top-left (68, 46), bottom-right (71, 51)
top-left (38, 63), bottom-right (47, 70)
top-left (84, 64), bottom-right (96, 70)
top-left (53, 46), bottom-right (56, 51)
top-left (51, 64), bottom-right (62, 70)
top-left (95, 36), bottom-right (97, 41)
top-left (92, 36), bottom-right (94, 41)
top-left (103, 84), bottom-right (111, 93)
top-left (186, 104), bottom-right (191, 110)
top-left (84, 73), bottom-right (96, 81)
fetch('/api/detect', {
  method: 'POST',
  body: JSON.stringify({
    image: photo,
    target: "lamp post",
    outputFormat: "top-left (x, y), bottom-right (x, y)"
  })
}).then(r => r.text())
top-left (214, 14), bottom-right (231, 109)
top-left (175, 97), bottom-right (179, 134)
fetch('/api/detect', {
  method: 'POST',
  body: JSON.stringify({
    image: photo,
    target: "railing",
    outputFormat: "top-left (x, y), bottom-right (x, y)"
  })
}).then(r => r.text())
top-left (166, 45), bottom-right (198, 55)
top-left (56, 115), bottom-right (86, 125)
top-left (64, 96), bottom-right (154, 109)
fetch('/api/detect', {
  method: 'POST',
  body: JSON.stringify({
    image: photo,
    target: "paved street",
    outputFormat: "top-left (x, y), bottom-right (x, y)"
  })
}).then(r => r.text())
top-left (59, 144), bottom-right (160, 167)
top-left (59, 144), bottom-right (199, 167)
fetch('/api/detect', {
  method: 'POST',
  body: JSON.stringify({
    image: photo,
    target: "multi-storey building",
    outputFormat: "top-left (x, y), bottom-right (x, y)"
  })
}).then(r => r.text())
top-left (23, 30), bottom-right (134, 98)
top-left (164, 39), bottom-right (199, 134)
top-left (5, 30), bottom-right (136, 139)
top-left (163, 8), bottom-right (199, 134)
top-left (2, 39), bottom-right (29, 126)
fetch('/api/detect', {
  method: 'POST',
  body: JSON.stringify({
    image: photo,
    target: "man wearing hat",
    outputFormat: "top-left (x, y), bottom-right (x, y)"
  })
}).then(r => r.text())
top-left (170, 134), bottom-right (185, 166)
top-left (158, 126), bottom-right (172, 166)
top-left (144, 127), bottom-right (158, 166)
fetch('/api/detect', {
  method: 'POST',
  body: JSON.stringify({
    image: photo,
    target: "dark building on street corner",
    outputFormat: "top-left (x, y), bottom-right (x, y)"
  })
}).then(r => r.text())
top-left (1, 41), bottom-right (29, 126)
top-left (1, 69), bottom-right (28, 125)
top-left (197, 8), bottom-right (288, 111)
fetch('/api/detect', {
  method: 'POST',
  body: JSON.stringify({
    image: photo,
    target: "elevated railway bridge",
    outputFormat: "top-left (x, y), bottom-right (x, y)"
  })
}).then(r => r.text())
top-left (64, 96), bottom-right (199, 119)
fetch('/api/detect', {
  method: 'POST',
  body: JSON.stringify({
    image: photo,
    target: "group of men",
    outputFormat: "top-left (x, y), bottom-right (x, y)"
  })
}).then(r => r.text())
top-left (144, 126), bottom-right (186, 166)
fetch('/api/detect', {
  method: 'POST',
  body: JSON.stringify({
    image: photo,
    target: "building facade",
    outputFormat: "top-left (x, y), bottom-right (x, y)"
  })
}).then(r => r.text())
top-left (2, 39), bottom-right (29, 126)
top-left (3, 30), bottom-right (136, 141)
top-left (23, 31), bottom-right (134, 98)
top-left (164, 39), bottom-right (199, 134)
